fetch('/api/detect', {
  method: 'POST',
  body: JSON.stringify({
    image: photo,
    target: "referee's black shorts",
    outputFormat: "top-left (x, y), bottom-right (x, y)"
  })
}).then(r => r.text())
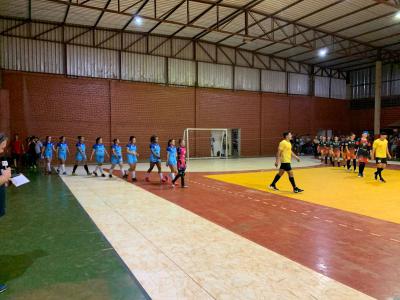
top-left (375, 157), bottom-right (387, 164)
top-left (279, 163), bottom-right (292, 171)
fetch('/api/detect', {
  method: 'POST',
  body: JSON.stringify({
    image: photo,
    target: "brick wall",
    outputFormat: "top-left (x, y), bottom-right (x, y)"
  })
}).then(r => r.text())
top-left (0, 89), bottom-right (10, 137)
top-left (3, 71), bottom-right (358, 160)
top-left (350, 107), bottom-right (400, 132)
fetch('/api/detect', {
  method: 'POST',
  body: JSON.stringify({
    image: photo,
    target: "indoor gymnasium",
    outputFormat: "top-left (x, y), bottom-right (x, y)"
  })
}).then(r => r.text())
top-left (1, 0), bottom-right (400, 299)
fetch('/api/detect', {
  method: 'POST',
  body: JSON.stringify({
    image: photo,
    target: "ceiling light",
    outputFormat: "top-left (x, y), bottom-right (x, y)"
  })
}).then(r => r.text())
top-left (395, 11), bottom-right (400, 19)
top-left (318, 48), bottom-right (328, 57)
top-left (133, 16), bottom-right (142, 26)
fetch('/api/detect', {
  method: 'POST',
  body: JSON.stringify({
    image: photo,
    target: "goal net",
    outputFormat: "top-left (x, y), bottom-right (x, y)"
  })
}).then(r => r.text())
top-left (183, 128), bottom-right (229, 161)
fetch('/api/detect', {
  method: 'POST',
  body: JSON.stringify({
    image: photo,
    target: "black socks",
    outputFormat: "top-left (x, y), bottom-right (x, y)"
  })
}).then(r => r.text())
top-left (353, 159), bottom-right (357, 171)
top-left (376, 168), bottom-right (383, 180)
top-left (271, 174), bottom-right (281, 186)
top-left (359, 163), bottom-right (365, 175)
top-left (346, 160), bottom-right (351, 170)
top-left (72, 165), bottom-right (78, 173)
top-left (84, 165), bottom-right (89, 173)
top-left (289, 176), bottom-right (296, 189)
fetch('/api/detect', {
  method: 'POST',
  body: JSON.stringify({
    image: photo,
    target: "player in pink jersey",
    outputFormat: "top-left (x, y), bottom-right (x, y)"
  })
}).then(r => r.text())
top-left (172, 139), bottom-right (187, 188)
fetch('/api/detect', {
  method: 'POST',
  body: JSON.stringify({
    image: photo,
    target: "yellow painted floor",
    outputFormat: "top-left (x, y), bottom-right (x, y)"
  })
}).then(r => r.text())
top-left (208, 167), bottom-right (400, 224)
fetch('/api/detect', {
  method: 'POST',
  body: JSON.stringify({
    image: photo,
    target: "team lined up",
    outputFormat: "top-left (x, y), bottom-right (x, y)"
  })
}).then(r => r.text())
top-left (316, 132), bottom-right (392, 181)
top-left (40, 135), bottom-right (188, 187)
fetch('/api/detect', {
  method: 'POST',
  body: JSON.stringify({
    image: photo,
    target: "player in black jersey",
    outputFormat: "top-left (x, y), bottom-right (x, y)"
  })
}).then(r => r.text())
top-left (356, 132), bottom-right (371, 178)
top-left (319, 136), bottom-right (329, 165)
top-left (331, 136), bottom-right (342, 167)
top-left (326, 136), bottom-right (334, 166)
top-left (345, 133), bottom-right (357, 172)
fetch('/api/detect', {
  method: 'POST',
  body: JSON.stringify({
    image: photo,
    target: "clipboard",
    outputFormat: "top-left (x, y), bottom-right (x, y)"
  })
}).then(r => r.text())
top-left (10, 173), bottom-right (30, 187)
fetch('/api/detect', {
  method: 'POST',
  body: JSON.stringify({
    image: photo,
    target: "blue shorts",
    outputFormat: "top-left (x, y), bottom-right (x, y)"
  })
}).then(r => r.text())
top-left (111, 156), bottom-right (123, 165)
top-left (167, 159), bottom-right (177, 167)
top-left (127, 155), bottom-right (137, 165)
top-left (76, 153), bottom-right (86, 161)
top-left (58, 153), bottom-right (67, 161)
top-left (44, 152), bottom-right (52, 159)
top-left (96, 155), bottom-right (104, 164)
top-left (150, 158), bottom-right (161, 163)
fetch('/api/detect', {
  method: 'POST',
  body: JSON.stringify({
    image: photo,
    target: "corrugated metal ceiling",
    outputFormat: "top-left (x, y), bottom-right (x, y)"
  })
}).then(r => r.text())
top-left (0, 0), bottom-right (399, 70)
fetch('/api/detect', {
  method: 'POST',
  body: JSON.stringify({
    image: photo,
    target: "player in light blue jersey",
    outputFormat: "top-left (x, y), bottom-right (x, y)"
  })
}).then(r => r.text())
top-left (109, 138), bottom-right (127, 178)
top-left (126, 136), bottom-right (139, 182)
top-left (72, 136), bottom-right (91, 176)
top-left (166, 139), bottom-right (178, 183)
top-left (90, 137), bottom-right (109, 177)
top-left (56, 136), bottom-right (70, 175)
top-left (41, 136), bottom-right (56, 175)
top-left (145, 135), bottom-right (165, 183)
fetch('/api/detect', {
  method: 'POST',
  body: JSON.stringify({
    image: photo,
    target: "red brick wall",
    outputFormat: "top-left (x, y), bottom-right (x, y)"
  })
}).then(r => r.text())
top-left (350, 107), bottom-right (400, 133)
top-left (3, 71), bottom-right (357, 159)
top-left (110, 81), bottom-right (195, 159)
top-left (261, 93), bottom-right (290, 155)
top-left (0, 89), bottom-right (10, 137)
top-left (195, 88), bottom-right (261, 157)
top-left (3, 72), bottom-right (111, 152)
top-left (382, 106), bottom-right (400, 128)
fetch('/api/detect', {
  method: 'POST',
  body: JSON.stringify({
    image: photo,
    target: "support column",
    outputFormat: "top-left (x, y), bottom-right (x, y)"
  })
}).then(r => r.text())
top-left (345, 71), bottom-right (352, 100)
top-left (309, 66), bottom-right (315, 97)
top-left (374, 60), bottom-right (382, 135)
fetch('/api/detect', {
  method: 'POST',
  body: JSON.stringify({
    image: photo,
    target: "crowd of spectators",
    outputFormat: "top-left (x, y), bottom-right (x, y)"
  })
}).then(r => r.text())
top-left (291, 131), bottom-right (400, 161)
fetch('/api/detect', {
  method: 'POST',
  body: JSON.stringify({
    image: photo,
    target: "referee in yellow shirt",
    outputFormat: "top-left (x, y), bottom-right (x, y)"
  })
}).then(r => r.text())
top-left (269, 132), bottom-right (304, 193)
top-left (371, 132), bottom-right (392, 182)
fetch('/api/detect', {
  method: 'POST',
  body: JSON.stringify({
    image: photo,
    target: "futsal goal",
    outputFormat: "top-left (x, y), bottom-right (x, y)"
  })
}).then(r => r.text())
top-left (183, 128), bottom-right (229, 161)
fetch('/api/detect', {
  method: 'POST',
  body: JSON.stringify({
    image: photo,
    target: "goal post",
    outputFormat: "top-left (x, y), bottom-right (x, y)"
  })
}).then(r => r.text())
top-left (183, 128), bottom-right (229, 161)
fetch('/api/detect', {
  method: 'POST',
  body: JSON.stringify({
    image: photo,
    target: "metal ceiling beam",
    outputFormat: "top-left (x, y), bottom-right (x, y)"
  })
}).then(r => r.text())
top-left (281, 10), bottom-right (398, 61)
top-left (148, 0), bottom-right (224, 54)
top-left (192, 0), bottom-right (265, 41)
top-left (256, 2), bottom-right (380, 54)
top-left (121, 0), bottom-right (143, 14)
top-left (165, 0), bottom-right (223, 40)
top-left (274, 9), bottom-right (397, 58)
top-left (121, 0), bottom-right (150, 31)
top-left (43, 0), bottom-right (399, 60)
top-left (372, 0), bottom-right (400, 8)
top-left (93, 0), bottom-right (111, 28)
top-left (1, 16), bottom-right (314, 74)
top-left (39, 0), bottom-right (308, 49)
top-left (220, 0), bottom-right (304, 47)
top-left (253, 0), bottom-right (345, 52)
top-left (147, 0), bottom-right (186, 34)
top-left (63, 0), bottom-right (72, 24)
top-left (303, 29), bottom-right (400, 67)
top-left (12, 0), bottom-right (400, 71)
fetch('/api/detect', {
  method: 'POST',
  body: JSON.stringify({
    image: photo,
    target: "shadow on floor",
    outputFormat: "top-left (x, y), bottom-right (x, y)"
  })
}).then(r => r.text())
top-left (0, 249), bottom-right (48, 282)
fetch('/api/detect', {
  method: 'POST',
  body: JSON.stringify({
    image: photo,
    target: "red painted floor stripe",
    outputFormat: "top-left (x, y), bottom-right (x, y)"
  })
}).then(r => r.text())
top-left (112, 169), bottom-right (400, 299)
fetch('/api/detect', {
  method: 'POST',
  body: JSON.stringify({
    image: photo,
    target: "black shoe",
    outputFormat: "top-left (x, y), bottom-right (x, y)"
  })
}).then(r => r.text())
top-left (123, 173), bottom-right (128, 179)
top-left (294, 187), bottom-right (304, 193)
top-left (101, 174), bottom-right (105, 177)
top-left (0, 284), bottom-right (7, 293)
top-left (380, 178), bottom-right (386, 183)
top-left (268, 185), bottom-right (279, 191)
top-left (109, 174), bottom-right (112, 178)
top-left (132, 178), bottom-right (137, 182)
top-left (86, 172), bottom-right (91, 176)
top-left (93, 171), bottom-right (98, 177)
top-left (374, 172), bottom-right (378, 180)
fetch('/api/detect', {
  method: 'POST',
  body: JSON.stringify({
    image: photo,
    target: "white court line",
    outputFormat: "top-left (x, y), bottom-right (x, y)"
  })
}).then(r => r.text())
top-left (61, 172), bottom-right (373, 300)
